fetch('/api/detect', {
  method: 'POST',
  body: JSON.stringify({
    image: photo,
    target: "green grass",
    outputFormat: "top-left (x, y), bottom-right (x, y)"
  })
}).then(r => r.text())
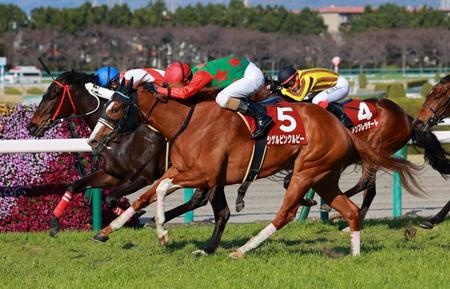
top-left (3, 87), bottom-right (22, 95)
top-left (25, 87), bottom-right (44, 94)
top-left (0, 219), bottom-right (449, 289)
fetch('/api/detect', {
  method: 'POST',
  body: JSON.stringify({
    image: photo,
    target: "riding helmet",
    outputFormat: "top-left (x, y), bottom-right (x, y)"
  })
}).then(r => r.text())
top-left (278, 66), bottom-right (297, 86)
top-left (95, 66), bottom-right (120, 88)
top-left (163, 62), bottom-right (192, 85)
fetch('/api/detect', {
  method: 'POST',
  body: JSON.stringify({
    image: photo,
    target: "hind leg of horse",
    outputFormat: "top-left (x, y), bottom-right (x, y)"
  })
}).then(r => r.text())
top-left (420, 200), bottom-right (450, 229)
top-left (316, 174), bottom-right (361, 256)
top-left (359, 182), bottom-right (376, 223)
top-left (230, 172), bottom-right (312, 258)
top-left (50, 170), bottom-right (120, 237)
top-left (200, 186), bottom-right (230, 255)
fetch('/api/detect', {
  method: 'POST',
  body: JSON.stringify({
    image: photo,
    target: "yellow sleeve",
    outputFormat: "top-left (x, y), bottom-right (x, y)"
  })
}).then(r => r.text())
top-left (280, 77), bottom-right (310, 102)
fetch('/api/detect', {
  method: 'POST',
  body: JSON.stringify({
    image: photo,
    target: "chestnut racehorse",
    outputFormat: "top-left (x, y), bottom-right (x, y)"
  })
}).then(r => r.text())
top-left (88, 81), bottom-right (422, 257)
top-left (255, 84), bottom-right (450, 224)
top-left (27, 71), bottom-right (221, 240)
top-left (413, 75), bottom-right (450, 229)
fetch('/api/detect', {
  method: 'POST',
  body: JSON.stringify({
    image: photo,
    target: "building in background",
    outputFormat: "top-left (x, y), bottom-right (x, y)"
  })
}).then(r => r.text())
top-left (441, 0), bottom-right (450, 9)
top-left (316, 6), bottom-right (365, 34)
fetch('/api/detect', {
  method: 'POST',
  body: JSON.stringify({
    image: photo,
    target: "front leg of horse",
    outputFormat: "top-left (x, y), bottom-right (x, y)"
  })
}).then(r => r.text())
top-left (50, 170), bottom-right (119, 237)
top-left (92, 181), bottom-right (160, 242)
top-left (230, 176), bottom-right (310, 259)
top-left (420, 200), bottom-right (450, 229)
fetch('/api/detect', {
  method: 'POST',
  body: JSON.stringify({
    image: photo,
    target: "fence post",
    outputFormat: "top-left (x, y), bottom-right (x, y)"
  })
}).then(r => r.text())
top-left (91, 188), bottom-right (102, 231)
top-left (393, 146), bottom-right (408, 218)
top-left (320, 198), bottom-right (329, 221)
top-left (298, 189), bottom-right (315, 222)
top-left (184, 188), bottom-right (194, 223)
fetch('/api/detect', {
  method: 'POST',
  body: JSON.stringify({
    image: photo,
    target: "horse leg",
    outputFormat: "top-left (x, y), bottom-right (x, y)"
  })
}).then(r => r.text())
top-left (105, 176), bottom-right (148, 217)
top-left (200, 186), bottom-right (230, 255)
top-left (359, 182), bottom-right (376, 222)
top-left (316, 174), bottom-right (361, 256)
top-left (93, 167), bottom-right (184, 242)
top-left (146, 187), bottom-right (212, 227)
top-left (50, 170), bottom-right (120, 237)
top-left (230, 172), bottom-right (312, 258)
top-left (420, 200), bottom-right (450, 229)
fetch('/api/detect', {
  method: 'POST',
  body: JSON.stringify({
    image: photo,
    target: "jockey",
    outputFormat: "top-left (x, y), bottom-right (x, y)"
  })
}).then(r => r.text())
top-left (276, 66), bottom-right (353, 128)
top-left (156, 56), bottom-right (274, 139)
top-left (95, 66), bottom-right (165, 90)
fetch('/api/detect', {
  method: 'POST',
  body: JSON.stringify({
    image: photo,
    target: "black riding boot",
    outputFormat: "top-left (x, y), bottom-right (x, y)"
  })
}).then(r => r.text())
top-left (326, 102), bottom-right (354, 128)
top-left (238, 99), bottom-right (274, 139)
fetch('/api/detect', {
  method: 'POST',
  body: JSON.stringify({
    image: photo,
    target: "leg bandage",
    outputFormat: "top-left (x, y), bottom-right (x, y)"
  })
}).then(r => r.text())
top-left (110, 207), bottom-right (136, 231)
top-left (351, 231), bottom-right (361, 256)
top-left (238, 223), bottom-right (277, 254)
top-left (53, 192), bottom-right (73, 218)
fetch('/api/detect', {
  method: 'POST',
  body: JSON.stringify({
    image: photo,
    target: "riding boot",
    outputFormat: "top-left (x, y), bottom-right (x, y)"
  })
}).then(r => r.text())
top-left (326, 102), bottom-right (354, 128)
top-left (237, 99), bottom-right (274, 139)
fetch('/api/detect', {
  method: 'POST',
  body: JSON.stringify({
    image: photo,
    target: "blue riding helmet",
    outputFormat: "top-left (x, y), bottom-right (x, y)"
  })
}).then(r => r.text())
top-left (95, 66), bottom-right (120, 88)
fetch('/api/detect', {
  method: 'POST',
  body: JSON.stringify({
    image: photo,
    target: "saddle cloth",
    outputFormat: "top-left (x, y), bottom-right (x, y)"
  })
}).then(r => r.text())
top-left (341, 99), bottom-right (380, 134)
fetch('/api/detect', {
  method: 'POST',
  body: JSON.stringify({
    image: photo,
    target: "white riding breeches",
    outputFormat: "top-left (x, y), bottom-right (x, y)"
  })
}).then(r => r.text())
top-left (215, 62), bottom-right (265, 108)
top-left (312, 76), bottom-right (350, 104)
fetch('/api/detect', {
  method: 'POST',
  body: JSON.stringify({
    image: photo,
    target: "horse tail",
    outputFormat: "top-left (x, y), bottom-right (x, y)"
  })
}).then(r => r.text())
top-left (348, 132), bottom-right (426, 197)
top-left (411, 124), bottom-right (450, 179)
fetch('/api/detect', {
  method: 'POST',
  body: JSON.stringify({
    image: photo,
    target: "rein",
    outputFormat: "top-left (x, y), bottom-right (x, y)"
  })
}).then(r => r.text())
top-left (423, 94), bottom-right (450, 127)
top-left (36, 80), bottom-right (101, 135)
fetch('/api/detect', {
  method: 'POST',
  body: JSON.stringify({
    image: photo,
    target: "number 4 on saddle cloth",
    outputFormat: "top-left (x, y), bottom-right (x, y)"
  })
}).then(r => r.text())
top-left (339, 99), bottom-right (380, 134)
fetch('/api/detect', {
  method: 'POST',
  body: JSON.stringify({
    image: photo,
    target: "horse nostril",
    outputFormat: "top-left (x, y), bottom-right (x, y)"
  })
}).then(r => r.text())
top-left (27, 123), bottom-right (36, 133)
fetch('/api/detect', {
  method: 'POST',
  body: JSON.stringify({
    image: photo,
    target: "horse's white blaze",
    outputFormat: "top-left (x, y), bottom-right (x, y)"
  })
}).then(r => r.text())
top-left (351, 231), bottom-right (361, 256)
top-left (155, 178), bottom-right (181, 239)
top-left (238, 223), bottom-right (277, 254)
top-left (110, 207), bottom-right (136, 231)
top-left (88, 121), bottom-right (106, 144)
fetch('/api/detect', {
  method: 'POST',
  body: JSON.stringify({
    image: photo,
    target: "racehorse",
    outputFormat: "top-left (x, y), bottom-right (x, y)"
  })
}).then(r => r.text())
top-left (413, 74), bottom-right (450, 229)
top-left (254, 83), bottom-right (450, 224)
top-left (88, 80), bottom-right (422, 257)
top-left (27, 71), bottom-right (218, 238)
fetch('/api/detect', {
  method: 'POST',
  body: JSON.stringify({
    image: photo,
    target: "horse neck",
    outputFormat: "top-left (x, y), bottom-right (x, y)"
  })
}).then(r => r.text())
top-left (138, 93), bottom-right (193, 140)
top-left (73, 85), bottom-right (104, 130)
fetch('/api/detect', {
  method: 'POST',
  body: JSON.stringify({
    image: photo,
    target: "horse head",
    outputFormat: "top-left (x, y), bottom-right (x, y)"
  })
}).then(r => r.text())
top-left (88, 78), bottom-right (142, 152)
top-left (414, 75), bottom-right (450, 131)
top-left (27, 71), bottom-right (98, 137)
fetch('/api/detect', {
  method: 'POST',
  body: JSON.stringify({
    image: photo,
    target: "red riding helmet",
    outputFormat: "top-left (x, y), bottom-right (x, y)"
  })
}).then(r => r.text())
top-left (164, 62), bottom-right (192, 85)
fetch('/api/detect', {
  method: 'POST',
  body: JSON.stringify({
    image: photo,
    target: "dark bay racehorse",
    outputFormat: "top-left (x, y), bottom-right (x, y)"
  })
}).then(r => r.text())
top-left (413, 75), bottom-right (450, 229)
top-left (88, 81), bottom-right (422, 257)
top-left (255, 84), bottom-right (450, 224)
top-left (27, 71), bottom-right (219, 239)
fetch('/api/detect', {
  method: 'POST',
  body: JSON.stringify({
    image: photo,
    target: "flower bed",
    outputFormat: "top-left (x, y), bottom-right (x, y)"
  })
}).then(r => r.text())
top-left (0, 104), bottom-right (133, 232)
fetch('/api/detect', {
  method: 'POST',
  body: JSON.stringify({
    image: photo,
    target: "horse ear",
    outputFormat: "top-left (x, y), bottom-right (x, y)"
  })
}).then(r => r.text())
top-left (125, 77), bottom-right (134, 94)
top-left (118, 78), bottom-right (126, 90)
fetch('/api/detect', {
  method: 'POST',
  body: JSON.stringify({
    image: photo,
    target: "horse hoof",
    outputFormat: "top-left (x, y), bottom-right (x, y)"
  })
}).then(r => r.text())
top-left (192, 249), bottom-right (208, 256)
top-left (135, 210), bottom-right (146, 218)
top-left (92, 233), bottom-right (109, 242)
top-left (158, 232), bottom-right (169, 246)
top-left (303, 199), bottom-right (317, 207)
top-left (419, 221), bottom-right (434, 229)
top-left (49, 216), bottom-right (60, 237)
top-left (341, 226), bottom-right (350, 233)
top-left (229, 250), bottom-right (244, 259)
top-left (236, 201), bottom-right (245, 212)
top-left (320, 204), bottom-right (332, 212)
top-left (144, 217), bottom-right (156, 229)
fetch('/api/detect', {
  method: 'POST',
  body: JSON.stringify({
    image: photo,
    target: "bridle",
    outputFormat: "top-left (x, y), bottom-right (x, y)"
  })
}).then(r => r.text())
top-left (421, 86), bottom-right (450, 129)
top-left (35, 79), bottom-right (101, 135)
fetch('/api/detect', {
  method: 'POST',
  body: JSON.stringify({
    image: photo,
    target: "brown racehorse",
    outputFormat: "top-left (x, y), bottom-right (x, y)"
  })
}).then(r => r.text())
top-left (88, 81), bottom-right (422, 257)
top-left (413, 75), bottom-right (450, 229)
top-left (27, 71), bottom-right (219, 240)
top-left (255, 83), bottom-right (450, 224)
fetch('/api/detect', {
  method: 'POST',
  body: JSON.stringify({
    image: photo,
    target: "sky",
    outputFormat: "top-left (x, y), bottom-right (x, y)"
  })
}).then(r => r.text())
top-left (0, 0), bottom-right (442, 13)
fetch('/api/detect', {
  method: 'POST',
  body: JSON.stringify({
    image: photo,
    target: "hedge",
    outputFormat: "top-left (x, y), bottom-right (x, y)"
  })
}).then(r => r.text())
top-left (0, 104), bottom-right (134, 232)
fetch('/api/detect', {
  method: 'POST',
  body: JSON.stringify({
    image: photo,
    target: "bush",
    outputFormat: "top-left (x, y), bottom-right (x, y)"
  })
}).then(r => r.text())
top-left (358, 74), bottom-right (367, 89)
top-left (421, 82), bottom-right (433, 97)
top-left (405, 79), bottom-right (427, 88)
top-left (386, 83), bottom-right (406, 98)
top-left (434, 72), bottom-right (441, 82)
top-left (25, 87), bottom-right (44, 95)
top-left (374, 83), bottom-right (391, 92)
top-left (3, 87), bottom-right (22, 95)
top-left (390, 97), bottom-right (424, 116)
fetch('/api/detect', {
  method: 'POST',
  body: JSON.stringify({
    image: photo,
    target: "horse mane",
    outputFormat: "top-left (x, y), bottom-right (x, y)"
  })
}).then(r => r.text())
top-left (58, 70), bottom-right (97, 85)
top-left (439, 74), bottom-right (450, 84)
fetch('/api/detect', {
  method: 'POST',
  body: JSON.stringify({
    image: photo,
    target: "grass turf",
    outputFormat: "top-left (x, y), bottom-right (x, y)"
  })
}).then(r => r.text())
top-left (0, 218), bottom-right (449, 289)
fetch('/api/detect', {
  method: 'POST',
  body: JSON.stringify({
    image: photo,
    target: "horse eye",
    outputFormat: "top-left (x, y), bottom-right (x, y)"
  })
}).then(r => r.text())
top-left (111, 107), bottom-right (120, 113)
